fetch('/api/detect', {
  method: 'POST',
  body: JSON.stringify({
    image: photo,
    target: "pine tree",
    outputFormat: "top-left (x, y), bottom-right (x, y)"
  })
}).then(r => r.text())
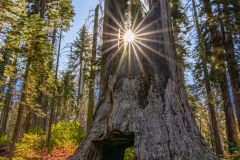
top-left (72, 25), bottom-right (92, 129)
top-left (191, 0), bottom-right (223, 155)
top-left (0, 0), bottom-right (74, 157)
top-left (201, 0), bottom-right (239, 152)
top-left (9, 13), bottom-right (55, 158)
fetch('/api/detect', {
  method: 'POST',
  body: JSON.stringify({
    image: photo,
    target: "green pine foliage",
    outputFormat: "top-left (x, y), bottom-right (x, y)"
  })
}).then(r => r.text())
top-left (72, 25), bottom-right (92, 80)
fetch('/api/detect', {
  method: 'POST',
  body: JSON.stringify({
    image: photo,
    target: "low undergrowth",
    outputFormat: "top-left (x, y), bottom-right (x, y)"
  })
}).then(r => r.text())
top-left (13, 121), bottom-right (85, 160)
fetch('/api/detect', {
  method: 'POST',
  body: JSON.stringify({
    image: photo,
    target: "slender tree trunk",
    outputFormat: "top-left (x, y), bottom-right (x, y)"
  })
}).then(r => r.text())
top-left (205, 77), bottom-right (223, 155)
top-left (47, 26), bottom-right (62, 147)
top-left (203, 0), bottom-right (239, 152)
top-left (70, 0), bottom-right (216, 159)
top-left (19, 0), bottom-right (49, 135)
top-left (40, 93), bottom-right (48, 132)
top-left (0, 75), bottom-right (8, 100)
top-left (219, 1), bottom-right (240, 130)
top-left (219, 76), bottom-right (239, 153)
top-left (78, 73), bottom-right (87, 130)
top-left (77, 49), bottom-right (83, 122)
top-left (23, 111), bottom-right (32, 133)
top-left (9, 58), bottom-right (31, 160)
top-left (87, 5), bottom-right (99, 131)
top-left (191, 0), bottom-right (223, 155)
top-left (0, 58), bottom-right (16, 133)
top-left (207, 118), bottom-right (214, 150)
top-left (39, 0), bottom-right (46, 18)
top-left (77, 62), bottom-right (82, 105)
top-left (0, 77), bottom-right (14, 135)
top-left (36, 27), bottom-right (57, 133)
top-left (39, 0), bottom-right (48, 131)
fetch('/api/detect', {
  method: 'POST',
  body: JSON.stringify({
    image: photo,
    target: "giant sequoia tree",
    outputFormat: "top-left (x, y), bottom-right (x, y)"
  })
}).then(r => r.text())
top-left (70, 0), bottom-right (216, 159)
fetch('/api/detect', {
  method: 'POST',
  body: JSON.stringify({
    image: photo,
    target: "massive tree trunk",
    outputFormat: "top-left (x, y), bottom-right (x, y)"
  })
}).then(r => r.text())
top-left (70, 0), bottom-right (216, 159)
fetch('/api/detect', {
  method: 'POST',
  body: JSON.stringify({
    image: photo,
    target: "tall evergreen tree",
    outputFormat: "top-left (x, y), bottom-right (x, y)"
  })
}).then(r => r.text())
top-left (191, 0), bottom-right (223, 155)
top-left (72, 25), bottom-right (92, 129)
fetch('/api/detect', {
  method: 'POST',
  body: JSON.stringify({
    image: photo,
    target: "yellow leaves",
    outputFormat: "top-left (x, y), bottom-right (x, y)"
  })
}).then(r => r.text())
top-left (15, 133), bottom-right (44, 159)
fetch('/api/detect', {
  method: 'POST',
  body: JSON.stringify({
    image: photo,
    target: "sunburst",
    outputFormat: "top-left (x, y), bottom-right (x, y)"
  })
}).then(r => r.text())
top-left (102, 1), bottom-right (180, 78)
top-left (124, 30), bottom-right (136, 44)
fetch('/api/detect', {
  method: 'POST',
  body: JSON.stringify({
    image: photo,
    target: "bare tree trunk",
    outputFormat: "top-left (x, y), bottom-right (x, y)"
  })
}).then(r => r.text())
top-left (87, 5), bottom-right (99, 131)
top-left (70, 0), bottom-right (216, 159)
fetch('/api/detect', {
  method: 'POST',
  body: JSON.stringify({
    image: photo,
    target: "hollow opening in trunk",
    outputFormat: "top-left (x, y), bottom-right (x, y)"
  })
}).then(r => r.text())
top-left (96, 132), bottom-right (134, 160)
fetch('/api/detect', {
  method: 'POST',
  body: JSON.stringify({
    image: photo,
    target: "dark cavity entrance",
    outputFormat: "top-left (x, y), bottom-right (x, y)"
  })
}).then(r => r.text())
top-left (95, 132), bottom-right (134, 160)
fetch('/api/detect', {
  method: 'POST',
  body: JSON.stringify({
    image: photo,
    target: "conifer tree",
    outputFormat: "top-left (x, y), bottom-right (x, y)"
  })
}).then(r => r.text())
top-left (191, 0), bottom-right (223, 155)
top-left (72, 25), bottom-right (92, 129)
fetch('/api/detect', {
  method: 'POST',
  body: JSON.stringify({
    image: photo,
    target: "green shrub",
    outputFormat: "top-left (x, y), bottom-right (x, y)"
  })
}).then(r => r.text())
top-left (15, 133), bottom-right (44, 159)
top-left (124, 147), bottom-right (134, 160)
top-left (51, 121), bottom-right (85, 147)
top-left (14, 121), bottom-right (84, 159)
top-left (0, 134), bottom-right (9, 144)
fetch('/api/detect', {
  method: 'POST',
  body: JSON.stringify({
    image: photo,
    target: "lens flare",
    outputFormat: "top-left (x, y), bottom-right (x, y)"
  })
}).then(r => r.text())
top-left (102, 4), bottom-right (182, 78)
top-left (124, 30), bottom-right (135, 44)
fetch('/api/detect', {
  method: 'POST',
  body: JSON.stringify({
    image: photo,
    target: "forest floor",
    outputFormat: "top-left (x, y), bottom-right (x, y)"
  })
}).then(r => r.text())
top-left (0, 146), bottom-right (76, 160)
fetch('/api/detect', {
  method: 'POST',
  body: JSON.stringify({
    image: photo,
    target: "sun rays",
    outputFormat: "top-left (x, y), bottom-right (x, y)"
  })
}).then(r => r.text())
top-left (124, 30), bottom-right (136, 44)
top-left (102, 1), bottom-right (180, 78)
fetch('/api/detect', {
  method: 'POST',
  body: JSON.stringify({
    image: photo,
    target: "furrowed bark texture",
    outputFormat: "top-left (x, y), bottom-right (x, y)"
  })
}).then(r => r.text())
top-left (70, 0), bottom-right (217, 159)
